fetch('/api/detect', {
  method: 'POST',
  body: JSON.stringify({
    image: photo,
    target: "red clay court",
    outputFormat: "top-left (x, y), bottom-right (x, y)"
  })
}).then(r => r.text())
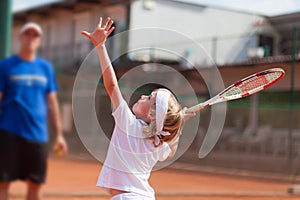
top-left (8, 157), bottom-right (300, 200)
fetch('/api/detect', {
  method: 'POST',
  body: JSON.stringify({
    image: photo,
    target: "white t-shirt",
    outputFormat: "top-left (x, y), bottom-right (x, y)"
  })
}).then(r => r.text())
top-left (97, 99), bottom-right (171, 198)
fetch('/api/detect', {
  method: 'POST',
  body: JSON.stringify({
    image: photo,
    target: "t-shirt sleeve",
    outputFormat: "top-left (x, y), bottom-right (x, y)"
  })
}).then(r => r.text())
top-left (112, 99), bottom-right (145, 138)
top-left (46, 63), bottom-right (58, 93)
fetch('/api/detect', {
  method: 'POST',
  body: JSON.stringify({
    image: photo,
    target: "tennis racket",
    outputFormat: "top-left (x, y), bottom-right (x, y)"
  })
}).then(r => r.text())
top-left (186, 68), bottom-right (285, 113)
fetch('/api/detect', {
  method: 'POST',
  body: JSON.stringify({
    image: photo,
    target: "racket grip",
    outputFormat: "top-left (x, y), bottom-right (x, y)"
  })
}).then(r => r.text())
top-left (186, 103), bottom-right (206, 113)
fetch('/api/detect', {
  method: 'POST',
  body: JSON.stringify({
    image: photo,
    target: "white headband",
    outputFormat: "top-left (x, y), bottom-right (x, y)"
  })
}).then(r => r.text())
top-left (154, 90), bottom-right (171, 145)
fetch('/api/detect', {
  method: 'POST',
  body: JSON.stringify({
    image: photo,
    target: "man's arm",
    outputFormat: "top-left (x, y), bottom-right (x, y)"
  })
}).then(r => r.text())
top-left (47, 92), bottom-right (68, 155)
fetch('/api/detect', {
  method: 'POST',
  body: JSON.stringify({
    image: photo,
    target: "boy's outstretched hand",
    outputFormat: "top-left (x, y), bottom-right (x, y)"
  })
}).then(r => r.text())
top-left (81, 17), bottom-right (115, 46)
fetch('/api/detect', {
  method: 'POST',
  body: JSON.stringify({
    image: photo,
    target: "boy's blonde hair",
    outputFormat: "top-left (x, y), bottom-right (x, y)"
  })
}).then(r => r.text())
top-left (144, 88), bottom-right (184, 147)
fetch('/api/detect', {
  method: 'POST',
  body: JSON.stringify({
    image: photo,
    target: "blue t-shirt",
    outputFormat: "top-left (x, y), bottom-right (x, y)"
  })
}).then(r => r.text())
top-left (0, 55), bottom-right (58, 142)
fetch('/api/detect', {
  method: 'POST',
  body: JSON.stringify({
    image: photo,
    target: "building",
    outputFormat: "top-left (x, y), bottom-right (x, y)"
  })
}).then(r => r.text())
top-left (129, 0), bottom-right (280, 66)
top-left (12, 0), bottom-right (295, 70)
top-left (12, 0), bottom-right (130, 70)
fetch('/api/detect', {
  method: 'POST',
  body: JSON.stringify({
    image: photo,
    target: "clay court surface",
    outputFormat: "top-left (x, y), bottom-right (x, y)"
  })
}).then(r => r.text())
top-left (8, 157), bottom-right (300, 200)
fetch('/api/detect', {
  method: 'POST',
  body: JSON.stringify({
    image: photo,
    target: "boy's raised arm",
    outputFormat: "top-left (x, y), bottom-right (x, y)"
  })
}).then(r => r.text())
top-left (82, 17), bottom-right (122, 109)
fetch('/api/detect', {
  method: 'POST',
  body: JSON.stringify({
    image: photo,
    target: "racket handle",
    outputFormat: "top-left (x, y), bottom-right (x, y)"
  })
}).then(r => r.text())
top-left (186, 103), bottom-right (206, 113)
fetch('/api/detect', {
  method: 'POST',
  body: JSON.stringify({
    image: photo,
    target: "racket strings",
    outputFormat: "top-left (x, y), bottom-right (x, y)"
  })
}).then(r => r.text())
top-left (224, 72), bottom-right (282, 99)
top-left (265, 72), bottom-right (282, 82)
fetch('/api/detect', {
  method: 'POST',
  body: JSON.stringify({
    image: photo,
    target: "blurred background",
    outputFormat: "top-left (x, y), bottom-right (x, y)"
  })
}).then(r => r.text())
top-left (1, 0), bottom-right (300, 177)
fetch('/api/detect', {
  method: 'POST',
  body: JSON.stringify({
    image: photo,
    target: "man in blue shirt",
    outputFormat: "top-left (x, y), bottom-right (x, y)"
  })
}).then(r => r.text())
top-left (0, 22), bottom-right (68, 200)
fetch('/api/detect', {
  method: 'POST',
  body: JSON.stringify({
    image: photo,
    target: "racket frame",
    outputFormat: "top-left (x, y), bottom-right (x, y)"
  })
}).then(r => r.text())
top-left (186, 68), bottom-right (285, 113)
